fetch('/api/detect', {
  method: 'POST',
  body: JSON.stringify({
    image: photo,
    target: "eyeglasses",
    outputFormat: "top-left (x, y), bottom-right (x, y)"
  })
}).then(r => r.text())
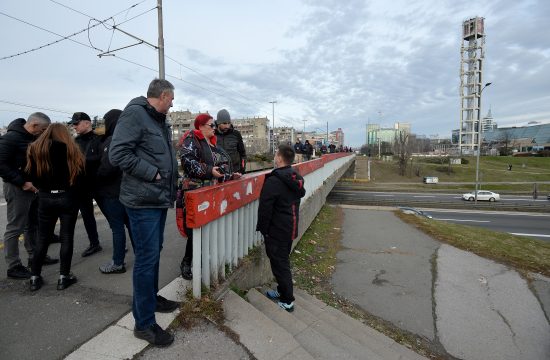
top-left (206, 123), bottom-right (215, 128)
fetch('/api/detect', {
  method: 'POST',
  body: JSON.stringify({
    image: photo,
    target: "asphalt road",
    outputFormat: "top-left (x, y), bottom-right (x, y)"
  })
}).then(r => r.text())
top-left (420, 208), bottom-right (550, 242)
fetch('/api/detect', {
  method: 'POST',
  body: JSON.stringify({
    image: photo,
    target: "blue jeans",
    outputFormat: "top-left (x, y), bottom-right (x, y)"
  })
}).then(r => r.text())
top-left (96, 197), bottom-right (133, 266)
top-left (125, 207), bottom-right (167, 329)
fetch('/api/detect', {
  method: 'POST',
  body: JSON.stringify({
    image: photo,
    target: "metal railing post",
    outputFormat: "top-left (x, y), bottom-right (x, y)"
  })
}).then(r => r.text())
top-left (192, 227), bottom-right (202, 298)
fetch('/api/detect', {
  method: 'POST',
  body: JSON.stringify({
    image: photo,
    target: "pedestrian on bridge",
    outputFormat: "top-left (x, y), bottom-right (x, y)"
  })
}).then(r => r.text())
top-left (257, 144), bottom-right (306, 312)
top-left (109, 79), bottom-right (179, 347)
top-left (0, 113), bottom-right (59, 280)
top-left (26, 123), bottom-right (85, 291)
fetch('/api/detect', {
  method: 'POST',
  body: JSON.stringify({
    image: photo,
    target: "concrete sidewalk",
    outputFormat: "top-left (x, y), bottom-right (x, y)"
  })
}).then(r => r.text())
top-left (332, 206), bottom-right (550, 360)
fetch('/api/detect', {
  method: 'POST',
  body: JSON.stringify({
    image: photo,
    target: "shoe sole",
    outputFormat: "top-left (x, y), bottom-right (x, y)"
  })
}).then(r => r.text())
top-left (57, 280), bottom-right (77, 290)
top-left (100, 268), bottom-right (126, 274)
top-left (7, 275), bottom-right (31, 280)
top-left (134, 332), bottom-right (174, 347)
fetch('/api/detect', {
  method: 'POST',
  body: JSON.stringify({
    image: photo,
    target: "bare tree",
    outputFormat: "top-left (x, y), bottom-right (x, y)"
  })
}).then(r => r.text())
top-left (394, 131), bottom-right (412, 176)
top-left (498, 130), bottom-right (513, 156)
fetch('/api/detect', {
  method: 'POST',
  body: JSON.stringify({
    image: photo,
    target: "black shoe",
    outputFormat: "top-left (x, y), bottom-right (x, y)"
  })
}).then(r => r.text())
top-left (57, 274), bottom-right (77, 290)
top-left (30, 276), bottom-right (43, 291)
top-left (156, 295), bottom-right (180, 313)
top-left (180, 262), bottom-right (192, 280)
top-left (134, 324), bottom-right (174, 347)
top-left (7, 264), bottom-right (31, 279)
top-left (81, 244), bottom-right (102, 257)
top-left (43, 255), bottom-right (59, 266)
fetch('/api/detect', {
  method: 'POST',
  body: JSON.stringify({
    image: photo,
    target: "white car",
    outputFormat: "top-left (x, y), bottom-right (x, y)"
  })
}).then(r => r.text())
top-left (462, 190), bottom-right (500, 202)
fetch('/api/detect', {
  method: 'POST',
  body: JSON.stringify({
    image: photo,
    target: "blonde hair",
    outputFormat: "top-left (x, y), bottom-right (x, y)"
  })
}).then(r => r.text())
top-left (26, 123), bottom-right (84, 185)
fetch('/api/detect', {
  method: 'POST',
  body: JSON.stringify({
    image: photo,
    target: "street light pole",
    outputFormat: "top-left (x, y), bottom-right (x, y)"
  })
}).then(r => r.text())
top-left (269, 101), bottom-right (277, 153)
top-left (302, 120), bottom-right (307, 139)
top-left (157, 0), bottom-right (165, 79)
top-left (474, 82), bottom-right (492, 203)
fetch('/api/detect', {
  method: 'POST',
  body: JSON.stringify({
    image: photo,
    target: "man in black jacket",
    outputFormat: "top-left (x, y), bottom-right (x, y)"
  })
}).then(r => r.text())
top-left (69, 112), bottom-right (102, 257)
top-left (0, 113), bottom-right (58, 279)
top-left (215, 109), bottom-right (246, 174)
top-left (257, 144), bottom-right (306, 312)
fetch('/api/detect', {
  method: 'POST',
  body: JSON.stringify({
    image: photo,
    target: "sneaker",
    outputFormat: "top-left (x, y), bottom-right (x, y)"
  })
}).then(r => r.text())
top-left (99, 260), bottom-right (126, 274)
top-left (134, 323), bottom-right (174, 347)
top-left (266, 289), bottom-right (280, 300)
top-left (7, 264), bottom-right (31, 279)
top-left (57, 273), bottom-right (77, 290)
top-left (155, 295), bottom-right (180, 313)
top-left (278, 301), bottom-right (295, 312)
top-left (81, 244), bottom-right (102, 257)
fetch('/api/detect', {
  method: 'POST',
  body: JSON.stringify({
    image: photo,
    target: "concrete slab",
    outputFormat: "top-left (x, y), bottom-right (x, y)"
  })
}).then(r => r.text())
top-left (436, 244), bottom-right (550, 360)
top-left (77, 325), bottom-right (147, 359)
top-left (530, 273), bottom-right (550, 320)
top-left (331, 208), bottom-right (438, 340)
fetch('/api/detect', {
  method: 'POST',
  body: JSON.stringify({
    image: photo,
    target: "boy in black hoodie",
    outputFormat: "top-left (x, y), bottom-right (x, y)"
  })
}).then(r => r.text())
top-left (257, 144), bottom-right (306, 312)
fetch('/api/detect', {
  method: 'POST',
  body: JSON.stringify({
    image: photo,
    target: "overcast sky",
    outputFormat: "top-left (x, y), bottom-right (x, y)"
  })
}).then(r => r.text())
top-left (1, 0), bottom-right (549, 146)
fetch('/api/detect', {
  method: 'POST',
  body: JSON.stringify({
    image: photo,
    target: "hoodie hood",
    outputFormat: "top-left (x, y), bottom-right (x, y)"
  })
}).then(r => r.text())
top-left (6, 118), bottom-right (34, 140)
top-left (103, 109), bottom-right (122, 137)
top-left (273, 165), bottom-right (305, 198)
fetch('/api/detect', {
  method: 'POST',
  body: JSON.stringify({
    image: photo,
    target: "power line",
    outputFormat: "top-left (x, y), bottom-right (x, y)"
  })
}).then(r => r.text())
top-left (0, 1), bottom-right (151, 60)
top-left (0, 100), bottom-right (72, 115)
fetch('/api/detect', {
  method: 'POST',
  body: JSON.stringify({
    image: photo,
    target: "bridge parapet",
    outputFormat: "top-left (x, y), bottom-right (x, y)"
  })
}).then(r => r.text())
top-left (185, 153), bottom-right (355, 297)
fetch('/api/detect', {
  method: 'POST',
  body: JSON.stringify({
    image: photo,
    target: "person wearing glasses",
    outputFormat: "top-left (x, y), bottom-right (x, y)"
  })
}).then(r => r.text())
top-left (214, 109), bottom-right (246, 174)
top-left (109, 79), bottom-right (179, 347)
top-left (178, 113), bottom-right (241, 280)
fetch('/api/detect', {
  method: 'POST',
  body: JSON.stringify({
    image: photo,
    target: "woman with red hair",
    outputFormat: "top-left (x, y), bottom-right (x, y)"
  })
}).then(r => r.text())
top-left (25, 123), bottom-right (85, 291)
top-left (177, 113), bottom-right (241, 279)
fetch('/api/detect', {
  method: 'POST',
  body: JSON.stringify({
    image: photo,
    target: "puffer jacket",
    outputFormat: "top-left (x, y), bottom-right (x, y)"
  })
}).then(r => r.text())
top-left (0, 118), bottom-right (36, 186)
top-left (109, 96), bottom-right (178, 208)
top-left (256, 165), bottom-right (306, 241)
top-left (215, 126), bottom-right (246, 173)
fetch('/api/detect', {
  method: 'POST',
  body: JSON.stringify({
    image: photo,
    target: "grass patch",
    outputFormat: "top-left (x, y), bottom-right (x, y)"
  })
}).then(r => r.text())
top-left (176, 288), bottom-right (225, 329)
top-left (291, 205), bottom-right (443, 359)
top-left (395, 211), bottom-right (550, 276)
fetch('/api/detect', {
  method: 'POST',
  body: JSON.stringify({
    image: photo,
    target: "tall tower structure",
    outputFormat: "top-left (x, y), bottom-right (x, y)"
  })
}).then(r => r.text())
top-left (459, 17), bottom-right (486, 154)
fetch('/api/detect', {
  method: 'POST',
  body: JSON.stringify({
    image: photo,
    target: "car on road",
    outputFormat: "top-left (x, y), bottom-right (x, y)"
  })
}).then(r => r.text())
top-left (462, 190), bottom-right (500, 202)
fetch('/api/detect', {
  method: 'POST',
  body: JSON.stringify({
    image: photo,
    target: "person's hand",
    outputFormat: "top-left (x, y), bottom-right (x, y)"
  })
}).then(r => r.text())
top-left (22, 182), bottom-right (38, 193)
top-left (232, 172), bottom-right (242, 180)
top-left (212, 167), bottom-right (223, 178)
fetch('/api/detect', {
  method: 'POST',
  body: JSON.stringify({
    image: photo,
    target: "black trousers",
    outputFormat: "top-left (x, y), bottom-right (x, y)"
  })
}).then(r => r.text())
top-left (77, 193), bottom-right (99, 246)
top-left (181, 209), bottom-right (193, 265)
top-left (32, 192), bottom-right (78, 276)
top-left (265, 236), bottom-right (295, 304)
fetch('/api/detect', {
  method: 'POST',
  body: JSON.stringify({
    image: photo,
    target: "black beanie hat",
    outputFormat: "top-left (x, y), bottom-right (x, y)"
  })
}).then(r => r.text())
top-left (69, 111), bottom-right (91, 124)
top-left (216, 109), bottom-right (231, 124)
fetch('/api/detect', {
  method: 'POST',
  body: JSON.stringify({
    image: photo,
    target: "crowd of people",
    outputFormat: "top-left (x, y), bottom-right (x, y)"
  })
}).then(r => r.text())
top-left (1, 78), bottom-right (306, 347)
top-left (293, 138), bottom-right (353, 163)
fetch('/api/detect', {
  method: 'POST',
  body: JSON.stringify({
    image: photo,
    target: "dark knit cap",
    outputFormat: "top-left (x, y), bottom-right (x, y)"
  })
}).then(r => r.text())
top-left (194, 113), bottom-right (213, 129)
top-left (103, 109), bottom-right (122, 137)
top-left (69, 111), bottom-right (91, 124)
top-left (216, 109), bottom-right (231, 124)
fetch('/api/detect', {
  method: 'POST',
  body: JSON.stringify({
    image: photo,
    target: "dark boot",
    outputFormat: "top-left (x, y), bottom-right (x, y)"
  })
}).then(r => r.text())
top-left (180, 260), bottom-right (192, 280)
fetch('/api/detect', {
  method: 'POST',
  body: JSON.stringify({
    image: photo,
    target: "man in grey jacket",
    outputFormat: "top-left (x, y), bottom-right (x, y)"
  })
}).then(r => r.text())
top-left (109, 79), bottom-right (179, 347)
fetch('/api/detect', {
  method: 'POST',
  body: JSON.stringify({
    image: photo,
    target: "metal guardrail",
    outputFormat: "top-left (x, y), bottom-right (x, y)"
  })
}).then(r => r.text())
top-left (186, 154), bottom-right (355, 297)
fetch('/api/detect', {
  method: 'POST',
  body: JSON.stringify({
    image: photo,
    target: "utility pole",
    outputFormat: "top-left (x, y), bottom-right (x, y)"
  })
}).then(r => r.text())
top-left (269, 101), bottom-right (277, 153)
top-left (326, 121), bottom-right (329, 144)
top-left (157, 0), bottom-right (165, 79)
top-left (474, 82), bottom-right (492, 203)
top-left (302, 120), bottom-right (307, 141)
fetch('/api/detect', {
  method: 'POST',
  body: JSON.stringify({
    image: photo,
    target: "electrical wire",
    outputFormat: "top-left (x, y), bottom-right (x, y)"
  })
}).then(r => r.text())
top-left (0, 100), bottom-right (73, 115)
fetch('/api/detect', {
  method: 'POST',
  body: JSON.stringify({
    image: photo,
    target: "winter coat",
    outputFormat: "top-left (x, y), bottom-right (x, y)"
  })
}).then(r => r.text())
top-left (180, 130), bottom-right (233, 189)
top-left (109, 96), bottom-right (178, 209)
top-left (96, 110), bottom-right (123, 199)
top-left (0, 118), bottom-right (37, 186)
top-left (293, 142), bottom-right (303, 154)
top-left (302, 142), bottom-right (313, 156)
top-left (215, 126), bottom-right (246, 173)
top-left (75, 130), bottom-right (102, 189)
top-left (27, 140), bottom-right (83, 192)
top-left (256, 165), bottom-right (306, 241)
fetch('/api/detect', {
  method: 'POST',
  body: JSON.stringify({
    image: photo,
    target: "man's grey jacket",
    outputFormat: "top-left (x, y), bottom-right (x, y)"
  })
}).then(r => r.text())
top-left (109, 96), bottom-right (178, 209)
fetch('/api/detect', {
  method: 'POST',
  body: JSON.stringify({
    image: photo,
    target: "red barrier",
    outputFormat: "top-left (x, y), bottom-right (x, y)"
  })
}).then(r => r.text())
top-left (185, 153), bottom-right (352, 228)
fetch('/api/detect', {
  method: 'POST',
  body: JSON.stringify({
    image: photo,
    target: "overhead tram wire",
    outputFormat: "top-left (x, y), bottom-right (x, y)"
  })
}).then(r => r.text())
top-left (2, 3), bottom-right (299, 125)
top-left (0, 1), bottom-right (151, 60)
top-left (0, 100), bottom-right (73, 115)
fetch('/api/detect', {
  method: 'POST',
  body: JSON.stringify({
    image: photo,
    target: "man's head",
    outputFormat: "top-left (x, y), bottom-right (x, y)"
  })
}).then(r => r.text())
top-left (216, 109), bottom-right (232, 133)
top-left (275, 144), bottom-right (295, 168)
top-left (24, 112), bottom-right (51, 136)
top-left (69, 112), bottom-right (93, 135)
top-left (147, 78), bottom-right (175, 114)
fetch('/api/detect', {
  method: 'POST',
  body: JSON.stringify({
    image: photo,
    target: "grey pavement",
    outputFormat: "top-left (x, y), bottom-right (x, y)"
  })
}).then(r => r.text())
top-left (333, 205), bottom-right (550, 360)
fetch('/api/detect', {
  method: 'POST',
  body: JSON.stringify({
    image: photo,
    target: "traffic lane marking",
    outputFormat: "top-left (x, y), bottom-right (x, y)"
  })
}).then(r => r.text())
top-left (510, 232), bottom-right (550, 238)
top-left (435, 218), bottom-right (490, 223)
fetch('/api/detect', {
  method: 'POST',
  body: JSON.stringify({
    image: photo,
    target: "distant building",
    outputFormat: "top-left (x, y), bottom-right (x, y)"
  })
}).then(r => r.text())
top-left (366, 122), bottom-right (410, 146)
top-left (233, 116), bottom-right (269, 155)
top-left (483, 123), bottom-right (550, 153)
top-left (481, 108), bottom-right (497, 132)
